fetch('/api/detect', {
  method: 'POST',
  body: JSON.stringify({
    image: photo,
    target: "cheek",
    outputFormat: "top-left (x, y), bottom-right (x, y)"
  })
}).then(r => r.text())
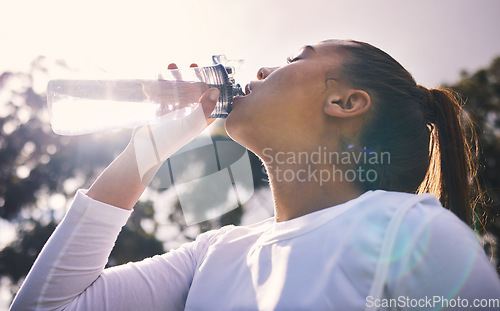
top-left (224, 69), bottom-right (322, 145)
top-left (270, 69), bottom-right (322, 112)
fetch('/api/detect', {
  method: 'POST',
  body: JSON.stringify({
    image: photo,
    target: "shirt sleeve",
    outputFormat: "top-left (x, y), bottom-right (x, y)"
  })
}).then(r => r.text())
top-left (387, 204), bottom-right (500, 310)
top-left (10, 190), bottom-right (213, 311)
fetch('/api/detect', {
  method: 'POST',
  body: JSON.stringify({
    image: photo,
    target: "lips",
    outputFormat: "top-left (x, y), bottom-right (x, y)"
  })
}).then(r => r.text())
top-left (245, 83), bottom-right (252, 95)
top-left (233, 83), bottom-right (252, 103)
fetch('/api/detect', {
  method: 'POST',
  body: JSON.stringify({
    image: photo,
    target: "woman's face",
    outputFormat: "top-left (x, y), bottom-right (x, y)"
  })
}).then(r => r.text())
top-left (225, 40), bottom-right (348, 156)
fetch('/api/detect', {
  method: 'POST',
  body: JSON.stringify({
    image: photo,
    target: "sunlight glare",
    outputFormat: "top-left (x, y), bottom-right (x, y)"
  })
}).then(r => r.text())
top-left (50, 96), bottom-right (158, 135)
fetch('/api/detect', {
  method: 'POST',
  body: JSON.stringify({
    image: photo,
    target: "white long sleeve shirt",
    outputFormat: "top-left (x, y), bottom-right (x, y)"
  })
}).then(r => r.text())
top-left (11, 189), bottom-right (500, 310)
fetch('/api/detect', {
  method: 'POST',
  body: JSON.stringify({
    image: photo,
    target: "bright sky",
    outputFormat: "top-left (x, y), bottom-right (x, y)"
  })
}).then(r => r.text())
top-left (1, 0), bottom-right (500, 88)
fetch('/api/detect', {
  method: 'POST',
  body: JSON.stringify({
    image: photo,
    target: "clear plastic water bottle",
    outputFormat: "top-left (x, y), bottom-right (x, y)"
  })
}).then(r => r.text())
top-left (47, 56), bottom-right (244, 135)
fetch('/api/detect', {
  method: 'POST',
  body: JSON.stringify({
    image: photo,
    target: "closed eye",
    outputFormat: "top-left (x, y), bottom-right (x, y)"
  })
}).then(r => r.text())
top-left (287, 45), bottom-right (314, 64)
top-left (286, 56), bottom-right (301, 64)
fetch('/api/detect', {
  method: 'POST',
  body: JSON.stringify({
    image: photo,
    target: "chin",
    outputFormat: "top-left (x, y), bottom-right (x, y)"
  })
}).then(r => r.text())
top-left (224, 112), bottom-right (258, 152)
top-left (224, 97), bottom-right (268, 153)
top-left (225, 112), bottom-right (243, 143)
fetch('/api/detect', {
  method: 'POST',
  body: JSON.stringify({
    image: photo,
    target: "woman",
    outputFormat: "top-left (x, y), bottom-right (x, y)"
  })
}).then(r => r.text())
top-left (11, 40), bottom-right (500, 310)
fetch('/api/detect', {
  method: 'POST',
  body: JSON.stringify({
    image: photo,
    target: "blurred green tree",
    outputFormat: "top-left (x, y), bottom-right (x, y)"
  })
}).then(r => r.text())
top-left (0, 58), bottom-right (167, 303)
top-left (445, 57), bottom-right (500, 274)
top-left (447, 58), bottom-right (500, 203)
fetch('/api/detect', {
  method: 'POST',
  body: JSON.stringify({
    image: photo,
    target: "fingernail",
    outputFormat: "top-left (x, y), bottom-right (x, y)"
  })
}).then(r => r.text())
top-left (209, 89), bottom-right (220, 102)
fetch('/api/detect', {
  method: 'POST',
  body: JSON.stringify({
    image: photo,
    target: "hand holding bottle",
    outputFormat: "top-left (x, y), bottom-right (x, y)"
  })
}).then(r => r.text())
top-left (141, 63), bottom-right (207, 118)
top-left (132, 63), bottom-right (219, 185)
top-left (86, 63), bottom-right (219, 210)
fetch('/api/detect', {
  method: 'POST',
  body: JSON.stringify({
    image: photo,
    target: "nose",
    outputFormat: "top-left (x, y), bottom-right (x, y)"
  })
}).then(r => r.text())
top-left (257, 67), bottom-right (278, 80)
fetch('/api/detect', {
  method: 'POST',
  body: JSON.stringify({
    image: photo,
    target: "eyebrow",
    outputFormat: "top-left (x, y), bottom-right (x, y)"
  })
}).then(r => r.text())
top-left (302, 45), bottom-right (316, 52)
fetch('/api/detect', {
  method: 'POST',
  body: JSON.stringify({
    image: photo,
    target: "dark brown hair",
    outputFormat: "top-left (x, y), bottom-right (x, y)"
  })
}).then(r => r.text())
top-left (339, 40), bottom-right (483, 228)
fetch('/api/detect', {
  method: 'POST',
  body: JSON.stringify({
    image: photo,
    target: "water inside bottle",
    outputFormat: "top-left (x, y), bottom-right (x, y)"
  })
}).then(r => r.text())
top-left (47, 63), bottom-right (243, 135)
top-left (48, 79), bottom-right (207, 135)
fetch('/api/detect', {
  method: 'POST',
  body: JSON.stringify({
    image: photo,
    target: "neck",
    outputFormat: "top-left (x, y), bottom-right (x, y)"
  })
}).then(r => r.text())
top-left (264, 161), bottom-right (364, 222)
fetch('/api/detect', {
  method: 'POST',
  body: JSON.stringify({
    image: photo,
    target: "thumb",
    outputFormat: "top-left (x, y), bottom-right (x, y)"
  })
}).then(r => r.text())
top-left (199, 88), bottom-right (220, 125)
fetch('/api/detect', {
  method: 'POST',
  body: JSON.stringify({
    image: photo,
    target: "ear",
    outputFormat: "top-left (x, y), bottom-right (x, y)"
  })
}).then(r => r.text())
top-left (323, 90), bottom-right (371, 118)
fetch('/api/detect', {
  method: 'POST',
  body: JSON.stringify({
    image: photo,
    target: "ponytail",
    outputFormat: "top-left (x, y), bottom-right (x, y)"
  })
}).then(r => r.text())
top-left (417, 87), bottom-right (478, 226)
top-left (339, 40), bottom-right (487, 231)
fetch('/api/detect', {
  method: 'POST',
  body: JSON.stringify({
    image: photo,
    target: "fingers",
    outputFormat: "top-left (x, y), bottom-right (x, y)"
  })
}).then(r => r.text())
top-left (164, 63), bottom-right (218, 124)
top-left (167, 63), bottom-right (197, 69)
top-left (159, 63), bottom-right (178, 80)
top-left (199, 88), bottom-right (219, 126)
top-left (167, 63), bottom-right (178, 70)
top-left (163, 63), bottom-right (198, 81)
top-left (157, 63), bottom-right (216, 124)
top-left (131, 83), bottom-right (219, 185)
